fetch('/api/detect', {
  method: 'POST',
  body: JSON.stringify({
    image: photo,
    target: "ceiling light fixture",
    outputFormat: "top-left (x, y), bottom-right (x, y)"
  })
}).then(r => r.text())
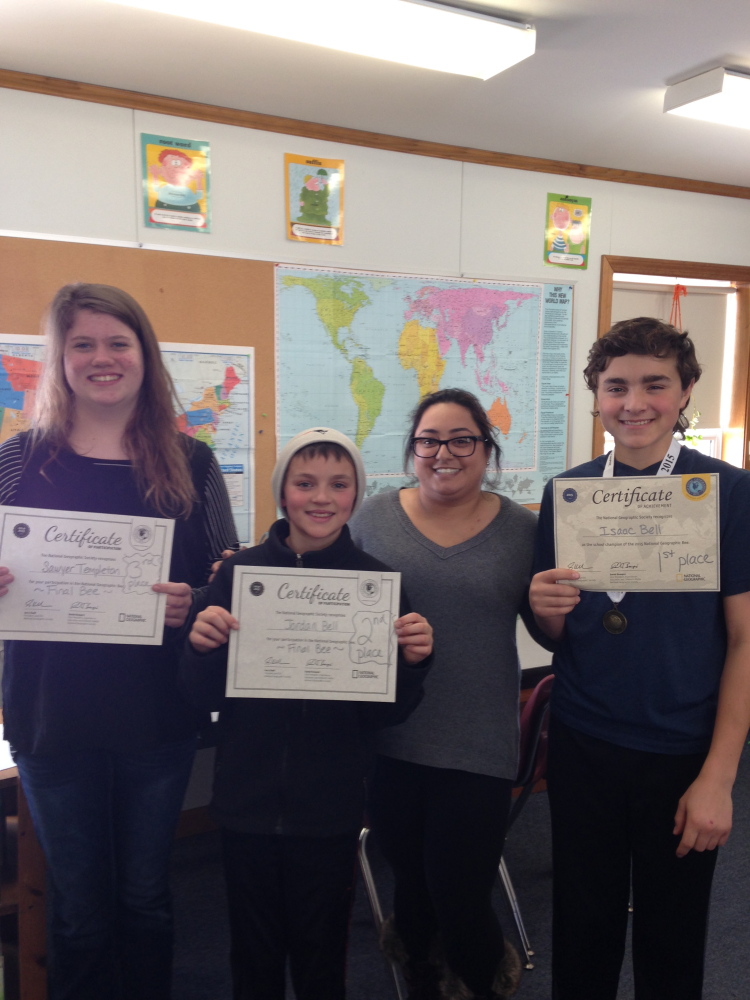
top-left (101, 0), bottom-right (535, 80)
top-left (664, 68), bottom-right (750, 130)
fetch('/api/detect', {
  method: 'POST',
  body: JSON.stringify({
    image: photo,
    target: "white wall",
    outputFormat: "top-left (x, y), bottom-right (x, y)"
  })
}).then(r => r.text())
top-left (0, 90), bottom-right (137, 242)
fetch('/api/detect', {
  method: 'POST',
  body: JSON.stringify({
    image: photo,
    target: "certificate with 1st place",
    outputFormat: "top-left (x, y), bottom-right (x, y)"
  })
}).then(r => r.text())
top-left (553, 474), bottom-right (719, 592)
top-left (0, 506), bottom-right (174, 643)
top-left (226, 566), bottom-right (401, 701)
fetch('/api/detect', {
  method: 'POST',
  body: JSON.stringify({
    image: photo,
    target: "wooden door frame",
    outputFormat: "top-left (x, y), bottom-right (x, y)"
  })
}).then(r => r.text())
top-left (595, 255), bottom-right (750, 465)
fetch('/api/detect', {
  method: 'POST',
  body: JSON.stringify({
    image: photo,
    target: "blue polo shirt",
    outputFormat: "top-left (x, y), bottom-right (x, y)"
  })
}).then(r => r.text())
top-left (534, 447), bottom-right (750, 754)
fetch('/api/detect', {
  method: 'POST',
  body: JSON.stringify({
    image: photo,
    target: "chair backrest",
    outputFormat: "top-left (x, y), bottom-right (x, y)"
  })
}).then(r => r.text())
top-left (516, 673), bottom-right (553, 789)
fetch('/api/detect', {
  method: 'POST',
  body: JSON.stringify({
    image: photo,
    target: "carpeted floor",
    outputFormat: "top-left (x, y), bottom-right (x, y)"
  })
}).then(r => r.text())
top-left (171, 745), bottom-right (750, 999)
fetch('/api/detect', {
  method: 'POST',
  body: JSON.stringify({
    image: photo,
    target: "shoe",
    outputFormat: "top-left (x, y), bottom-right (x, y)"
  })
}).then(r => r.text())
top-left (380, 915), bottom-right (442, 1000)
top-left (439, 941), bottom-right (522, 1000)
top-left (404, 960), bottom-right (442, 1000)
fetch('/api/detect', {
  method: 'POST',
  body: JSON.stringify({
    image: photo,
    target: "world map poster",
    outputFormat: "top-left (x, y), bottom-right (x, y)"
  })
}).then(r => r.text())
top-left (276, 265), bottom-right (572, 505)
top-left (0, 335), bottom-right (254, 542)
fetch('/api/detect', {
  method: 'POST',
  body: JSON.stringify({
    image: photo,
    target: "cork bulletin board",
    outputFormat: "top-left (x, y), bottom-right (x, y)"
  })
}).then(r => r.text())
top-left (0, 236), bottom-right (276, 539)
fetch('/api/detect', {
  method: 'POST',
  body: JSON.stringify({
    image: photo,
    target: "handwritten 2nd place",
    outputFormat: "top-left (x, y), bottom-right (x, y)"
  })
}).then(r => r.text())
top-left (227, 566), bottom-right (401, 701)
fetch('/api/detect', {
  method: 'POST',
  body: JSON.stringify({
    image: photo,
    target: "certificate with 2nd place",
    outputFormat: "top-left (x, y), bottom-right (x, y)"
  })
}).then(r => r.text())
top-left (0, 506), bottom-right (175, 644)
top-left (553, 474), bottom-right (720, 592)
top-left (226, 565), bottom-right (401, 702)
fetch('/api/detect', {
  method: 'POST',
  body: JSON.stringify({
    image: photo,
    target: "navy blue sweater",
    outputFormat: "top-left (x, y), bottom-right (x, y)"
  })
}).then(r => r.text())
top-left (180, 519), bottom-right (430, 837)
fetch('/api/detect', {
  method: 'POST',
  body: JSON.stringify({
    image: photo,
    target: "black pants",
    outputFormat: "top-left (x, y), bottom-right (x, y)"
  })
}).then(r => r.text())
top-left (220, 828), bottom-right (359, 1000)
top-left (547, 717), bottom-right (718, 1000)
top-left (370, 755), bottom-right (513, 995)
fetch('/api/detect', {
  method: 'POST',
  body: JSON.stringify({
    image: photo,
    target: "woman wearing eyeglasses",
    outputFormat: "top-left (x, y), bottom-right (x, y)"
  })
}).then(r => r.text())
top-left (350, 387), bottom-right (544, 1000)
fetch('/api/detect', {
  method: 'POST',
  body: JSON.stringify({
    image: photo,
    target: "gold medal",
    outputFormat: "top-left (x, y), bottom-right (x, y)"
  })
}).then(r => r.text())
top-left (603, 606), bottom-right (627, 634)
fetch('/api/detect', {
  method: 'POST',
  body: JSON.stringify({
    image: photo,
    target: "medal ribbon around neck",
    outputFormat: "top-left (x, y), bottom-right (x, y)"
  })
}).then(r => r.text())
top-left (600, 438), bottom-right (682, 631)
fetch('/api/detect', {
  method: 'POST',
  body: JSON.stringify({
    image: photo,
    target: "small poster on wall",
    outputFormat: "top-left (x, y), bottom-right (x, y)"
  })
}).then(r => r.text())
top-left (285, 153), bottom-right (344, 245)
top-left (544, 193), bottom-right (591, 269)
top-left (141, 134), bottom-right (211, 233)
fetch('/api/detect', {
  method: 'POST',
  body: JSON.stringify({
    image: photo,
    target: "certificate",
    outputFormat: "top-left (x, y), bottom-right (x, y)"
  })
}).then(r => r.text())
top-left (0, 506), bottom-right (174, 643)
top-left (553, 474), bottom-right (720, 591)
top-left (226, 566), bottom-right (401, 701)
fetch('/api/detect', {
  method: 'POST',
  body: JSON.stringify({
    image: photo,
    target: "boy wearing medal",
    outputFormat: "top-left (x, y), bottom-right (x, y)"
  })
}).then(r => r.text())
top-left (530, 317), bottom-right (750, 1000)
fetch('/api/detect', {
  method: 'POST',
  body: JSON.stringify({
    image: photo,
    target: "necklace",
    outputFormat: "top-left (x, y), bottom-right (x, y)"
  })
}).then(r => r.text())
top-left (600, 439), bottom-right (681, 634)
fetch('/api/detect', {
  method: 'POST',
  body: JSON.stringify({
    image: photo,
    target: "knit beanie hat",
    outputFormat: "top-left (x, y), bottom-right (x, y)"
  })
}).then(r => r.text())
top-left (271, 427), bottom-right (367, 517)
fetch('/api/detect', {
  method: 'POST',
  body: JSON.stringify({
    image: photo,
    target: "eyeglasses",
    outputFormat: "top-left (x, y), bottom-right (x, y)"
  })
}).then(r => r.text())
top-left (411, 435), bottom-right (487, 458)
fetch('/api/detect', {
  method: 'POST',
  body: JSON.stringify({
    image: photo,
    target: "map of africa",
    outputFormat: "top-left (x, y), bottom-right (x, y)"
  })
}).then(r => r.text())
top-left (276, 266), bottom-right (572, 503)
top-left (0, 338), bottom-right (254, 541)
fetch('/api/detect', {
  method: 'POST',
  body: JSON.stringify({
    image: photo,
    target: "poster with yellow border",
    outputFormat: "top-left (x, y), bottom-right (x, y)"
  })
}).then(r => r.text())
top-left (544, 193), bottom-right (591, 269)
top-left (285, 154), bottom-right (344, 244)
top-left (142, 134), bottom-right (210, 232)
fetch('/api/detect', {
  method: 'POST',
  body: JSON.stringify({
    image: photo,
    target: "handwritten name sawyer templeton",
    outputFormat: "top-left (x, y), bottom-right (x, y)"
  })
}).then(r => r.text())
top-left (41, 561), bottom-right (120, 577)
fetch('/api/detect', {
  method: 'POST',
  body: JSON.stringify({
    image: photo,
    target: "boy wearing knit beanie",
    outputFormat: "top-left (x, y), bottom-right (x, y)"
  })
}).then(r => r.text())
top-left (182, 428), bottom-right (432, 1000)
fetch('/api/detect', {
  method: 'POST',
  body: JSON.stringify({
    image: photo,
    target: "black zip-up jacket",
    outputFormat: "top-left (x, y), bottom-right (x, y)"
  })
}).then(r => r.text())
top-left (180, 520), bottom-right (430, 836)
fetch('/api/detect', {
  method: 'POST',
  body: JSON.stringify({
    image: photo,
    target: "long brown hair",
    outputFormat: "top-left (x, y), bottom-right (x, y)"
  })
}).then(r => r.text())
top-left (33, 283), bottom-right (196, 517)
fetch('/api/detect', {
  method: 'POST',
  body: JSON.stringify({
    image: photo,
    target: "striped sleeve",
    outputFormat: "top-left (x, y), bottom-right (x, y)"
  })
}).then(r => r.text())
top-left (0, 435), bottom-right (26, 505)
top-left (202, 451), bottom-right (239, 566)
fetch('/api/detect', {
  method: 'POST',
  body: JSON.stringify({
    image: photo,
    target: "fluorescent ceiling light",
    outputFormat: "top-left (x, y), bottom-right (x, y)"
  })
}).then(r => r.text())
top-left (664, 68), bottom-right (750, 130)
top-left (101, 0), bottom-right (535, 80)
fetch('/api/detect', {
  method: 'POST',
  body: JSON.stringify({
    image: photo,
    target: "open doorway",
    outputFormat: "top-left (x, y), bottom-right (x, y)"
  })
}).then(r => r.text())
top-left (596, 255), bottom-right (750, 467)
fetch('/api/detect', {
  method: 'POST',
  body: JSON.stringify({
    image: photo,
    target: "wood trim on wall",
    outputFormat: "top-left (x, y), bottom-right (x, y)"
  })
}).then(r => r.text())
top-left (598, 256), bottom-right (750, 284)
top-left (730, 285), bottom-right (750, 437)
top-left (591, 256), bottom-right (616, 456)
top-left (1, 68), bottom-right (749, 202)
top-left (738, 287), bottom-right (750, 470)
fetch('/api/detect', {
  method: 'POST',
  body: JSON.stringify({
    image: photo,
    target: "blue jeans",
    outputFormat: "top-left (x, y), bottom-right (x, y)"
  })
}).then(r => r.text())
top-left (16, 737), bottom-right (197, 1000)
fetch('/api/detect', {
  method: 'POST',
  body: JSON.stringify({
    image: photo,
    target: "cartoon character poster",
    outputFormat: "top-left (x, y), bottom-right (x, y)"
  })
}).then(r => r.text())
top-left (285, 154), bottom-right (344, 245)
top-left (544, 193), bottom-right (591, 269)
top-left (142, 134), bottom-right (211, 233)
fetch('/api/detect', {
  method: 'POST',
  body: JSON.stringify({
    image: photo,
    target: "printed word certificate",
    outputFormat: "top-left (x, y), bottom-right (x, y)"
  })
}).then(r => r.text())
top-left (0, 506), bottom-right (174, 643)
top-left (226, 566), bottom-right (401, 701)
top-left (553, 474), bottom-right (719, 592)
